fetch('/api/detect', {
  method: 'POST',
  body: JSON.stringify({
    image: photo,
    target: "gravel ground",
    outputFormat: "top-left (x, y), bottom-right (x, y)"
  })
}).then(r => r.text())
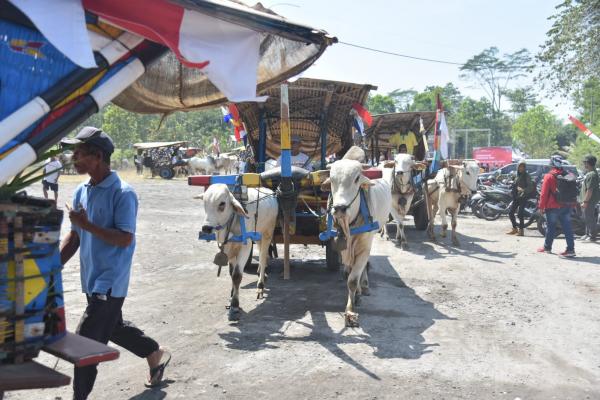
top-left (6, 173), bottom-right (600, 400)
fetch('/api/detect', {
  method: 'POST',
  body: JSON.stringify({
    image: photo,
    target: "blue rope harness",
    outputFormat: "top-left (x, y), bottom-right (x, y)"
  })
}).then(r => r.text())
top-left (319, 189), bottom-right (380, 241)
top-left (198, 176), bottom-right (261, 245)
top-left (198, 214), bottom-right (261, 244)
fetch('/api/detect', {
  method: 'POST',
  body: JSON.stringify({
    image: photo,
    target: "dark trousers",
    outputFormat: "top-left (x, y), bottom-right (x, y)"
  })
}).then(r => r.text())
top-left (74, 294), bottom-right (159, 400)
top-left (509, 198), bottom-right (526, 229)
top-left (584, 202), bottom-right (598, 239)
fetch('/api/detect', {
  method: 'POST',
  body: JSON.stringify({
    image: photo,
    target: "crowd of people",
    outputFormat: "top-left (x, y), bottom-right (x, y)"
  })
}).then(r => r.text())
top-left (503, 154), bottom-right (599, 258)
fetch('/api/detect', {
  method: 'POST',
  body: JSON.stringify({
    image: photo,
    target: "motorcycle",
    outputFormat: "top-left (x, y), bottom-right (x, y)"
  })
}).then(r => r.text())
top-left (537, 203), bottom-right (600, 237)
top-left (474, 182), bottom-right (538, 227)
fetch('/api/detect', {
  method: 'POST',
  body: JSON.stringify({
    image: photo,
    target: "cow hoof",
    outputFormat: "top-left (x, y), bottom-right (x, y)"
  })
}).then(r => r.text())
top-left (361, 287), bottom-right (371, 296)
top-left (440, 231), bottom-right (447, 238)
top-left (354, 293), bottom-right (361, 306)
top-left (401, 241), bottom-right (409, 250)
top-left (452, 238), bottom-right (460, 246)
top-left (256, 290), bottom-right (264, 300)
top-left (228, 307), bottom-right (241, 321)
top-left (344, 312), bottom-right (359, 328)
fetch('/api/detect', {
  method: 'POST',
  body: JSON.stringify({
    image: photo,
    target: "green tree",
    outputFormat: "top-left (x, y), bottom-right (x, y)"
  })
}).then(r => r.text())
top-left (568, 123), bottom-right (600, 166)
top-left (449, 97), bottom-right (494, 129)
top-left (388, 89), bottom-right (417, 112)
top-left (366, 94), bottom-right (396, 114)
top-left (537, 0), bottom-right (600, 96)
top-left (557, 122), bottom-right (578, 148)
top-left (572, 78), bottom-right (600, 126)
top-left (102, 104), bottom-right (139, 150)
top-left (460, 47), bottom-right (532, 118)
top-left (511, 105), bottom-right (559, 157)
top-left (67, 105), bottom-right (231, 153)
top-left (407, 83), bottom-right (463, 113)
top-left (504, 87), bottom-right (538, 117)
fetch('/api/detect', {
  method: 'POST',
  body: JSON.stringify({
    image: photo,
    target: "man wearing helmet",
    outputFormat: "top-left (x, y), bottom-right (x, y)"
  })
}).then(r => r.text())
top-left (580, 155), bottom-right (599, 242)
top-left (537, 155), bottom-right (576, 258)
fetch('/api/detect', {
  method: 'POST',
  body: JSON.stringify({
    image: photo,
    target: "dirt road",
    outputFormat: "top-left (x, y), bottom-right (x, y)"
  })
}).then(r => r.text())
top-left (7, 175), bottom-right (600, 399)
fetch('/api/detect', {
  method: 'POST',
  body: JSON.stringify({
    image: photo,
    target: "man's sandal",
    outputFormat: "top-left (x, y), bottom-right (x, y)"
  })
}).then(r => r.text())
top-left (145, 351), bottom-right (171, 387)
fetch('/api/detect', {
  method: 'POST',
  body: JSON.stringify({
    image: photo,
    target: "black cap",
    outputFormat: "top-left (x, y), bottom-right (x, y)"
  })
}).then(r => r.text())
top-left (61, 127), bottom-right (115, 155)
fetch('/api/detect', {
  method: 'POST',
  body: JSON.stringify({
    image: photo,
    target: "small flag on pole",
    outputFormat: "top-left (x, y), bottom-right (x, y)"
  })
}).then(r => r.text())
top-left (351, 103), bottom-right (373, 126)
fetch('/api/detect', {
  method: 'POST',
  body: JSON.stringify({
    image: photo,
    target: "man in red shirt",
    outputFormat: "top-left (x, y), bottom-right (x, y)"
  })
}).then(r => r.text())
top-left (537, 155), bottom-right (576, 258)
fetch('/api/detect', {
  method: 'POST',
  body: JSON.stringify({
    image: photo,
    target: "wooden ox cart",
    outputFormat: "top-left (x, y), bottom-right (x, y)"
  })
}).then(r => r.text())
top-left (364, 111), bottom-right (437, 230)
top-left (189, 78), bottom-right (381, 274)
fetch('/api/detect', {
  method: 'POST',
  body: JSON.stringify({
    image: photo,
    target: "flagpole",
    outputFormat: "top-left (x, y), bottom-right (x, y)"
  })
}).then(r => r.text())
top-left (569, 115), bottom-right (600, 145)
top-left (280, 83), bottom-right (292, 280)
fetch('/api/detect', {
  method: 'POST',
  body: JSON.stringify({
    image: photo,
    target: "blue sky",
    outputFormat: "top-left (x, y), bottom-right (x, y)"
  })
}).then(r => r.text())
top-left (265, 0), bottom-right (569, 117)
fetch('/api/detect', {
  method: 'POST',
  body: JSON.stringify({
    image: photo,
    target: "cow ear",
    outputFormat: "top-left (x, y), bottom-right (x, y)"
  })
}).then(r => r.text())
top-left (229, 193), bottom-right (249, 217)
top-left (194, 193), bottom-right (204, 200)
top-left (320, 178), bottom-right (331, 191)
top-left (359, 175), bottom-right (375, 189)
top-left (383, 161), bottom-right (395, 168)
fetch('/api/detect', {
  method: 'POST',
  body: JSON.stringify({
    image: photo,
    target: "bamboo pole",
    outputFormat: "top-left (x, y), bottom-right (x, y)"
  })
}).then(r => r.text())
top-left (14, 216), bottom-right (24, 363)
top-left (281, 84), bottom-right (291, 280)
top-left (0, 218), bottom-right (7, 350)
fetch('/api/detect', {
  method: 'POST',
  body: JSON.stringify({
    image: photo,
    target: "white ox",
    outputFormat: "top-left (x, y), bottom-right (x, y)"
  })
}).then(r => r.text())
top-left (187, 156), bottom-right (216, 175)
top-left (188, 154), bottom-right (238, 175)
top-left (321, 158), bottom-right (391, 327)
top-left (382, 154), bottom-right (426, 248)
top-left (426, 161), bottom-right (479, 245)
top-left (197, 184), bottom-right (278, 320)
top-left (215, 153), bottom-right (238, 174)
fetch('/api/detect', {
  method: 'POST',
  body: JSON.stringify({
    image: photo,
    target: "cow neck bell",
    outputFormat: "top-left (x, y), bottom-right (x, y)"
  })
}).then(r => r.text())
top-left (213, 250), bottom-right (229, 277)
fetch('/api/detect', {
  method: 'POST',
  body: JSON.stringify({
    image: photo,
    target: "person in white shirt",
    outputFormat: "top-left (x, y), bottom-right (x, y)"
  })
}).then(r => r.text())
top-left (276, 135), bottom-right (312, 171)
top-left (43, 156), bottom-right (62, 202)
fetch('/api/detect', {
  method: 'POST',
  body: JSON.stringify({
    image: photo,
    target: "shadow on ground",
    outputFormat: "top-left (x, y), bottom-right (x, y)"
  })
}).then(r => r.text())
top-left (400, 225), bottom-right (516, 263)
top-left (221, 254), bottom-right (451, 380)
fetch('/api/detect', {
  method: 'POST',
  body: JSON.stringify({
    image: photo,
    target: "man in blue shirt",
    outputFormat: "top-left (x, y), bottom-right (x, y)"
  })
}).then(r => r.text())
top-left (60, 127), bottom-right (170, 400)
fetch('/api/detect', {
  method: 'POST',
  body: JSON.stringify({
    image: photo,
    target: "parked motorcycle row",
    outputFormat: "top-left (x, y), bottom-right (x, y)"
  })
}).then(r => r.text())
top-left (466, 173), bottom-right (600, 237)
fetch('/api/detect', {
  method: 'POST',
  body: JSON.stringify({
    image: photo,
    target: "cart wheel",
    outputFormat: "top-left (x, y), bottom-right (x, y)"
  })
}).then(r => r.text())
top-left (159, 167), bottom-right (174, 179)
top-left (413, 202), bottom-right (429, 231)
top-left (325, 240), bottom-right (341, 271)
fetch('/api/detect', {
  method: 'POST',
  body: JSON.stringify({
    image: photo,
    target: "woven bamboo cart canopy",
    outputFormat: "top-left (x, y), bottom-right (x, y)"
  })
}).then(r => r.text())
top-left (238, 78), bottom-right (377, 160)
top-left (364, 111), bottom-right (437, 150)
top-left (112, 1), bottom-right (337, 114)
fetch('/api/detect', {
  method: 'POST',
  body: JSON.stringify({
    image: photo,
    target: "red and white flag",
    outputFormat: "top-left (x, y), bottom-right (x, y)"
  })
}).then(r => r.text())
top-left (351, 103), bottom-right (373, 126)
top-left (13, 0), bottom-right (265, 102)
